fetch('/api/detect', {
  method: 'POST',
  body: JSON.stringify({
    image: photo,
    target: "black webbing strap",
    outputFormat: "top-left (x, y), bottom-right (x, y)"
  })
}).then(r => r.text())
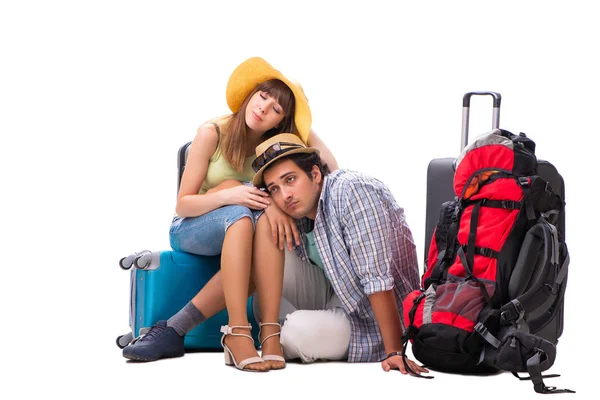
top-left (526, 350), bottom-right (575, 394)
top-left (512, 372), bottom-right (561, 381)
top-left (429, 204), bottom-right (462, 286)
top-left (400, 339), bottom-right (434, 379)
top-left (400, 293), bottom-right (434, 379)
top-left (518, 179), bottom-right (537, 221)
top-left (457, 246), bottom-right (473, 277)
top-left (462, 245), bottom-right (499, 259)
top-left (480, 199), bottom-right (522, 210)
top-left (473, 322), bottom-right (501, 348)
top-left (467, 202), bottom-right (481, 271)
top-left (457, 247), bottom-right (492, 305)
top-left (428, 258), bottom-right (446, 287)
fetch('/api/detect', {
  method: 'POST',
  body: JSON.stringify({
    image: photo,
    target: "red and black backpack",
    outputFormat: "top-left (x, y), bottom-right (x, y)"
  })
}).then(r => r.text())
top-left (401, 129), bottom-right (572, 394)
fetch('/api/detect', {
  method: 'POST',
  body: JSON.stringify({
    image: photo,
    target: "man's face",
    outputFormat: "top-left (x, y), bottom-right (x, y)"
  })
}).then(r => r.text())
top-left (263, 158), bottom-right (322, 220)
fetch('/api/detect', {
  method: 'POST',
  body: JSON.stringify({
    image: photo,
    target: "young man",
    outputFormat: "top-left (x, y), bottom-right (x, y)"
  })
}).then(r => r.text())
top-left (251, 133), bottom-right (428, 375)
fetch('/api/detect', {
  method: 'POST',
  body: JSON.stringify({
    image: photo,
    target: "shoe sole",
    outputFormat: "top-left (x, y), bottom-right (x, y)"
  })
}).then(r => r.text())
top-left (123, 352), bottom-right (184, 362)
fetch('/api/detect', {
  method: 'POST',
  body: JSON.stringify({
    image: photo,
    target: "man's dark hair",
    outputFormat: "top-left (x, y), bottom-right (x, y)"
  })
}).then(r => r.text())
top-left (286, 152), bottom-right (331, 180)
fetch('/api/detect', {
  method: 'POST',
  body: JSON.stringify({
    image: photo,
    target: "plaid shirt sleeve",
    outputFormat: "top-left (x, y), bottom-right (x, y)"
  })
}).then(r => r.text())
top-left (340, 180), bottom-right (395, 295)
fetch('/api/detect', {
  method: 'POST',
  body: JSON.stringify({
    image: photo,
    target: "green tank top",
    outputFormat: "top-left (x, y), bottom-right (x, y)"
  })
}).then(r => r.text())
top-left (199, 122), bottom-right (257, 194)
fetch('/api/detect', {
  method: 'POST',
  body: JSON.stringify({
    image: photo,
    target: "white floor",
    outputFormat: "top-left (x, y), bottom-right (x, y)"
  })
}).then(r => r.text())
top-left (12, 326), bottom-right (581, 400)
top-left (108, 342), bottom-right (579, 400)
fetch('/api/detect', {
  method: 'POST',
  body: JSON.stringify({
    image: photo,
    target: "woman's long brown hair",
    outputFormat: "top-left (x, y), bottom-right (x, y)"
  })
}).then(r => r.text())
top-left (221, 79), bottom-right (297, 171)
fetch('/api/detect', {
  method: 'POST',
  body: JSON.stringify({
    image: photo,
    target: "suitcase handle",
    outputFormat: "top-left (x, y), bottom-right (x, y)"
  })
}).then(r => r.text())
top-left (461, 91), bottom-right (502, 150)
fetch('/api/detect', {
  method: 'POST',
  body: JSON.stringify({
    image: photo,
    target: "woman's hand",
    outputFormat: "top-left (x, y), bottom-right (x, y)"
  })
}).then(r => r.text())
top-left (381, 354), bottom-right (430, 375)
top-left (224, 185), bottom-right (271, 210)
top-left (263, 201), bottom-right (301, 251)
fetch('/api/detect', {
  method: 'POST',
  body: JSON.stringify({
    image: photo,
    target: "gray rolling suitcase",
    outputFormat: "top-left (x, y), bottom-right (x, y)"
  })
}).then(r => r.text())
top-left (423, 92), bottom-right (567, 344)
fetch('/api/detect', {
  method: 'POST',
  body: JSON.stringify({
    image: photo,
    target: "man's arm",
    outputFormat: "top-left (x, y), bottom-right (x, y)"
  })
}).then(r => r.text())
top-left (369, 289), bottom-right (428, 375)
top-left (341, 180), bottom-right (428, 375)
top-left (369, 289), bottom-right (404, 355)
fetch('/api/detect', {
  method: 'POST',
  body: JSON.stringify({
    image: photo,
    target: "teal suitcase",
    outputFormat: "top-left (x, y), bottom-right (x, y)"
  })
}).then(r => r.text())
top-left (117, 250), bottom-right (258, 350)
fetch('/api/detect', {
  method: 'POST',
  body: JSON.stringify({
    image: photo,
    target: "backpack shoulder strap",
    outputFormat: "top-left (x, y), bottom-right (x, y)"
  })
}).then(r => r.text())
top-left (501, 216), bottom-right (569, 325)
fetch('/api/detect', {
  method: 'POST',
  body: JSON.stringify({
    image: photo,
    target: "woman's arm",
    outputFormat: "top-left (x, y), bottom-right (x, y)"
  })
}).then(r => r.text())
top-left (176, 124), bottom-right (271, 217)
top-left (306, 129), bottom-right (339, 171)
top-left (175, 124), bottom-right (223, 217)
top-left (262, 198), bottom-right (301, 250)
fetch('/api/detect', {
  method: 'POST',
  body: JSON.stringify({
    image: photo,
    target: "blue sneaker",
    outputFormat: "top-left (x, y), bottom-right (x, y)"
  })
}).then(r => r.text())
top-left (123, 320), bottom-right (184, 362)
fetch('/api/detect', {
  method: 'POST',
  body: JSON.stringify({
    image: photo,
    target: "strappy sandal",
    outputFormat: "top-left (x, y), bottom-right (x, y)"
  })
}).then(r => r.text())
top-left (259, 322), bottom-right (286, 370)
top-left (220, 325), bottom-right (267, 372)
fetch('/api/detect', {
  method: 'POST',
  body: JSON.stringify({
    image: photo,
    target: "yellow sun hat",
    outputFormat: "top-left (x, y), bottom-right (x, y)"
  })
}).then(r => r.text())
top-left (226, 57), bottom-right (312, 142)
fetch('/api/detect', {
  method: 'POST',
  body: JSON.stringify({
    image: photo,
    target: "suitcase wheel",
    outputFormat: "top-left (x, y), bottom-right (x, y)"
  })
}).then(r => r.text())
top-left (119, 255), bottom-right (135, 270)
top-left (133, 251), bottom-right (152, 270)
top-left (116, 332), bottom-right (134, 349)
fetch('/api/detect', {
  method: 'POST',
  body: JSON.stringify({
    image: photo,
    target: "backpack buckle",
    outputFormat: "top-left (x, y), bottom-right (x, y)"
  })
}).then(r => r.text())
top-left (518, 177), bottom-right (531, 186)
top-left (474, 322), bottom-right (501, 348)
top-left (501, 299), bottom-right (525, 322)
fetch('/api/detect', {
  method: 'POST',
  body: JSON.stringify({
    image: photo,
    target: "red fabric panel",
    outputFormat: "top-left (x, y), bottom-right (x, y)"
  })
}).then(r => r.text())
top-left (447, 255), bottom-right (466, 278)
top-left (431, 311), bottom-right (477, 332)
top-left (470, 178), bottom-right (523, 202)
top-left (454, 145), bottom-right (515, 197)
top-left (473, 256), bottom-right (497, 281)
top-left (446, 256), bottom-right (499, 282)
top-left (402, 290), bottom-right (424, 329)
top-left (450, 178), bottom-right (523, 280)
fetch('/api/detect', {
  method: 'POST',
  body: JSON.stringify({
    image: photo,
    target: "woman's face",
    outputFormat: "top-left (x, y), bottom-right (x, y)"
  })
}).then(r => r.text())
top-left (245, 91), bottom-right (286, 134)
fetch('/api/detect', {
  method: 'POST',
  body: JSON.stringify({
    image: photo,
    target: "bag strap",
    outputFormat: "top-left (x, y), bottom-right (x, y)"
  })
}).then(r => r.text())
top-left (427, 203), bottom-right (462, 286)
top-left (525, 350), bottom-right (575, 394)
top-left (400, 293), bottom-right (434, 379)
top-left (457, 245), bottom-right (491, 305)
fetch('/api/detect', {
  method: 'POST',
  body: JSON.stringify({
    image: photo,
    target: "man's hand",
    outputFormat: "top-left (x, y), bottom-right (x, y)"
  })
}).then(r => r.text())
top-left (381, 354), bottom-right (429, 375)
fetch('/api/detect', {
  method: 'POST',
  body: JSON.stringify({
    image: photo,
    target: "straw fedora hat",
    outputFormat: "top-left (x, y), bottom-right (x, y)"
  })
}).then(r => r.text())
top-left (252, 133), bottom-right (319, 187)
top-left (226, 57), bottom-right (312, 142)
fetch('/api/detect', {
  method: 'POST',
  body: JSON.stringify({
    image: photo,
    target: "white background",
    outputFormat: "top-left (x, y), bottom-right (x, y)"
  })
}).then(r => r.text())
top-left (1, 0), bottom-right (596, 398)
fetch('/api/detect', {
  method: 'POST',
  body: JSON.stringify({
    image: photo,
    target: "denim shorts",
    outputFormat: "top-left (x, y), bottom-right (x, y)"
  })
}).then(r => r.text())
top-left (170, 205), bottom-right (264, 256)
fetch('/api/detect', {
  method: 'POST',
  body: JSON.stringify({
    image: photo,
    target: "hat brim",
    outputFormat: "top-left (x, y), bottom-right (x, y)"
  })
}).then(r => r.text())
top-left (252, 147), bottom-right (320, 187)
top-left (226, 58), bottom-right (312, 142)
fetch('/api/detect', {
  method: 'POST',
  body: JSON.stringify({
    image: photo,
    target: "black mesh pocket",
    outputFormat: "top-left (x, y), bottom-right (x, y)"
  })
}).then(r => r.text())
top-left (429, 280), bottom-right (494, 327)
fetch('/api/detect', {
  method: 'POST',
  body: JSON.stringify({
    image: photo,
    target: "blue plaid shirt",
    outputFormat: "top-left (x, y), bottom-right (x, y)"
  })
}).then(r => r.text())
top-left (294, 169), bottom-right (420, 362)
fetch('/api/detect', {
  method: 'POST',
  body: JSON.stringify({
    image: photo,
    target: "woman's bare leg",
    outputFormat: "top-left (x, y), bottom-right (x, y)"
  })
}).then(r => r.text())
top-left (221, 217), bottom-right (268, 371)
top-left (252, 214), bottom-right (285, 369)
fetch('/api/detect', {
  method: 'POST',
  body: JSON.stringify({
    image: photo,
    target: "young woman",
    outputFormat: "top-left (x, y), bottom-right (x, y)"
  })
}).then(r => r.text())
top-left (122, 57), bottom-right (337, 372)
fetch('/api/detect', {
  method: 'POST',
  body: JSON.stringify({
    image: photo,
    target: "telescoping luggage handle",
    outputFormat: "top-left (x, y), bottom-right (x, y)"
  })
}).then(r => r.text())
top-left (461, 92), bottom-right (502, 151)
